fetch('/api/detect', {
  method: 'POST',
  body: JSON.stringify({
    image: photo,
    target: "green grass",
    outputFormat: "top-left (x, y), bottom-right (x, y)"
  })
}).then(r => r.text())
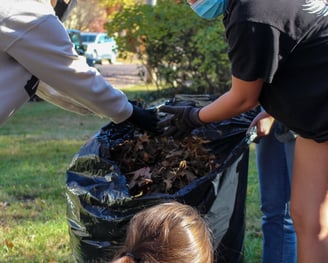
top-left (0, 102), bottom-right (106, 263)
top-left (0, 100), bottom-right (262, 263)
top-left (244, 145), bottom-right (262, 263)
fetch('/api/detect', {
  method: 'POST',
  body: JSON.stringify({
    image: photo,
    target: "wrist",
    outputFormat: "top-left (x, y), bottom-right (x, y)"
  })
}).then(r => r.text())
top-left (189, 107), bottom-right (204, 127)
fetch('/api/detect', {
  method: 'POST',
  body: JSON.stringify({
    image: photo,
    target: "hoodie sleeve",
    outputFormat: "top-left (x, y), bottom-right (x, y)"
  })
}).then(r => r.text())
top-left (4, 14), bottom-right (133, 123)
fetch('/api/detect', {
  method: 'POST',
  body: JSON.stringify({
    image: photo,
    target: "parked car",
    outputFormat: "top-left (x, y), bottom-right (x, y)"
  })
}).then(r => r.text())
top-left (66, 29), bottom-right (95, 66)
top-left (66, 29), bottom-right (85, 55)
top-left (81, 32), bottom-right (118, 64)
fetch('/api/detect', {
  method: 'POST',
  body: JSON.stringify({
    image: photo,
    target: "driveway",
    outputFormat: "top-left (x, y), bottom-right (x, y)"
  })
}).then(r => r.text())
top-left (96, 63), bottom-right (145, 89)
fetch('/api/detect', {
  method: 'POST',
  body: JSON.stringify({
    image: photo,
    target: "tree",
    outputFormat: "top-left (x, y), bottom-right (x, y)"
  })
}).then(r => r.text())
top-left (64, 0), bottom-right (107, 31)
top-left (64, 0), bottom-right (145, 32)
top-left (107, 0), bottom-right (231, 95)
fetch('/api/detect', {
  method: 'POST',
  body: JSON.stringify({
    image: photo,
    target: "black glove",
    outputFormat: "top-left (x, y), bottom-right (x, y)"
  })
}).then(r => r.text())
top-left (127, 104), bottom-right (160, 134)
top-left (158, 105), bottom-right (204, 137)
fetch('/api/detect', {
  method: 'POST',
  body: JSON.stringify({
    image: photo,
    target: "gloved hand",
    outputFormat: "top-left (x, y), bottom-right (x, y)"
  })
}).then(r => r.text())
top-left (158, 105), bottom-right (204, 137)
top-left (127, 104), bottom-right (160, 134)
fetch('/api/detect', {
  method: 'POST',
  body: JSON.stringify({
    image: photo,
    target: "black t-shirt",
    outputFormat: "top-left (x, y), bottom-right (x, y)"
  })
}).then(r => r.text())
top-left (223, 0), bottom-right (328, 142)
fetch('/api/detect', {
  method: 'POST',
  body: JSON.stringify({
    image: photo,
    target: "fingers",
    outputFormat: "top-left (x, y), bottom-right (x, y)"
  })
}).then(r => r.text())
top-left (156, 112), bottom-right (183, 137)
top-left (157, 105), bottom-right (178, 129)
top-left (246, 124), bottom-right (256, 134)
top-left (146, 107), bottom-right (158, 115)
top-left (146, 110), bottom-right (162, 134)
top-left (158, 105), bottom-right (175, 113)
top-left (159, 105), bottom-right (183, 114)
top-left (158, 105), bottom-right (196, 137)
top-left (157, 115), bottom-right (174, 128)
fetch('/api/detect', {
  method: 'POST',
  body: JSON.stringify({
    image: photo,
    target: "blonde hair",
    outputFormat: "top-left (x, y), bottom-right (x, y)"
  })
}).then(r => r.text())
top-left (111, 202), bottom-right (214, 263)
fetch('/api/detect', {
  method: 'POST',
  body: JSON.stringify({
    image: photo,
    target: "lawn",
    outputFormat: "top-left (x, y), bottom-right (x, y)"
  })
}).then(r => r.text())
top-left (0, 100), bottom-right (262, 263)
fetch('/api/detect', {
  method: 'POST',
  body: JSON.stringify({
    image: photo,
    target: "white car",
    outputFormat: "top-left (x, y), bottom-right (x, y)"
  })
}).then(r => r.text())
top-left (81, 32), bottom-right (118, 64)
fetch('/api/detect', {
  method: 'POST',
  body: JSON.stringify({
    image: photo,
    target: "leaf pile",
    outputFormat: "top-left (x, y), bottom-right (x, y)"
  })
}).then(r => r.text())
top-left (109, 132), bottom-right (220, 197)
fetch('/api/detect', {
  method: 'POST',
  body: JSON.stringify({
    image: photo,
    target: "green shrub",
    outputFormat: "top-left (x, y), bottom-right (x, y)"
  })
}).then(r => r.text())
top-left (107, 0), bottom-right (231, 96)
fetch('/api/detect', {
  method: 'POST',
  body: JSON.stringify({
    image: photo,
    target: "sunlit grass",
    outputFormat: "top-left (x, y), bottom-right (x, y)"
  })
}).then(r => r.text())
top-left (0, 100), bottom-right (262, 262)
top-left (244, 145), bottom-right (262, 262)
top-left (0, 102), bottom-right (104, 262)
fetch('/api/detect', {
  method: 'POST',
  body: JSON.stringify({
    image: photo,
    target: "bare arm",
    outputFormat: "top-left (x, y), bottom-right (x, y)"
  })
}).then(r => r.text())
top-left (199, 76), bottom-right (263, 123)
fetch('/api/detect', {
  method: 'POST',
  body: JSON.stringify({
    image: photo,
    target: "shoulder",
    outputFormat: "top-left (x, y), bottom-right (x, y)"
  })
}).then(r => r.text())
top-left (225, 0), bottom-right (313, 34)
top-left (0, 1), bottom-right (56, 51)
top-left (1, 1), bottom-right (54, 18)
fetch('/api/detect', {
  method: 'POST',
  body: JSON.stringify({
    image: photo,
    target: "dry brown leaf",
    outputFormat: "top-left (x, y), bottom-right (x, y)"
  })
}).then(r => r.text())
top-left (163, 179), bottom-right (173, 192)
top-left (5, 239), bottom-right (14, 249)
top-left (138, 133), bottom-right (150, 143)
top-left (142, 152), bottom-right (150, 162)
top-left (184, 170), bottom-right (197, 183)
top-left (109, 131), bottom-right (218, 196)
top-left (178, 160), bottom-right (187, 170)
top-left (127, 167), bottom-right (152, 189)
top-left (48, 258), bottom-right (58, 263)
top-left (165, 150), bottom-right (184, 159)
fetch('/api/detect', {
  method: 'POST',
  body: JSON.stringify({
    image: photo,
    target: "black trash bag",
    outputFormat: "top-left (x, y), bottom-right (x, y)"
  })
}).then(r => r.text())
top-left (66, 96), bottom-right (259, 263)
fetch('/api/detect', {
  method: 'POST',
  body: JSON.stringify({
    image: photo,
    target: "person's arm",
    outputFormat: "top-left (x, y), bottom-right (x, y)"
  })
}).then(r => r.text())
top-left (6, 15), bottom-right (132, 123)
top-left (199, 76), bottom-right (263, 123)
top-left (158, 21), bottom-right (280, 136)
top-left (158, 76), bottom-right (263, 137)
top-left (36, 81), bottom-right (94, 115)
top-left (6, 15), bottom-right (160, 133)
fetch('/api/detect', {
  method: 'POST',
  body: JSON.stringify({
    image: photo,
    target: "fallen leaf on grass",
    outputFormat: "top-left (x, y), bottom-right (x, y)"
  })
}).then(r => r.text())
top-left (5, 239), bottom-right (14, 249)
top-left (48, 258), bottom-right (58, 263)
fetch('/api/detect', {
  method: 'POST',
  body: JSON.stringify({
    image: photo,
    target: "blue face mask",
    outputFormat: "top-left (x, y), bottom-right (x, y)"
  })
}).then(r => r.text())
top-left (190, 0), bottom-right (229, 20)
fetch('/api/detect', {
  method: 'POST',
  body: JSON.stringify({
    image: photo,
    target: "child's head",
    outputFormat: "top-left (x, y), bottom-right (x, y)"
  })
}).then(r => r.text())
top-left (111, 201), bottom-right (213, 263)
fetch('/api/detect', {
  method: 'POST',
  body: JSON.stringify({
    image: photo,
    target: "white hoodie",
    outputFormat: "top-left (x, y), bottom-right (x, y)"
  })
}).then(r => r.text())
top-left (0, 0), bottom-right (133, 126)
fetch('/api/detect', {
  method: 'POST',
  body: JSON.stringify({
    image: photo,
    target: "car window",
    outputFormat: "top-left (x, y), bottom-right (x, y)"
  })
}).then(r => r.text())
top-left (82, 34), bottom-right (97, 43)
top-left (98, 35), bottom-right (106, 43)
top-left (70, 33), bottom-right (80, 46)
top-left (103, 36), bottom-right (113, 43)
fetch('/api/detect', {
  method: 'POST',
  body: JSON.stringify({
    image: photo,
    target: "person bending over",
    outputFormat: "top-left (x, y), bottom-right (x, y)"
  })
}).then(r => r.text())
top-left (0, 0), bottom-right (158, 133)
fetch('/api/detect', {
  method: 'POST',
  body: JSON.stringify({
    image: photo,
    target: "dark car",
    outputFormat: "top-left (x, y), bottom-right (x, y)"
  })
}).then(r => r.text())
top-left (67, 29), bottom-right (94, 66)
top-left (67, 29), bottom-right (85, 55)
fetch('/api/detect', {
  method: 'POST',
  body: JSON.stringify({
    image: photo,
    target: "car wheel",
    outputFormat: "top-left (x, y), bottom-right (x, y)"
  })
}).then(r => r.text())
top-left (92, 50), bottom-right (101, 64)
